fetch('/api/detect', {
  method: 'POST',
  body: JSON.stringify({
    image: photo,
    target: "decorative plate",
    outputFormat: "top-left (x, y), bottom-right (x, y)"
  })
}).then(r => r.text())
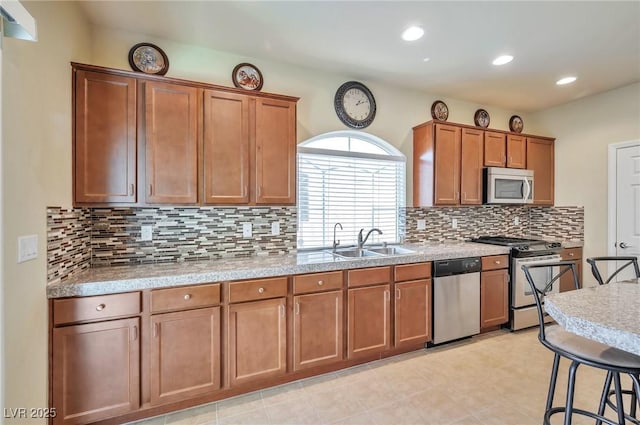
top-left (474, 109), bottom-right (490, 128)
top-left (128, 43), bottom-right (169, 75)
top-left (232, 63), bottom-right (264, 91)
top-left (509, 115), bottom-right (524, 133)
top-left (431, 100), bottom-right (449, 121)
top-left (334, 81), bottom-right (377, 129)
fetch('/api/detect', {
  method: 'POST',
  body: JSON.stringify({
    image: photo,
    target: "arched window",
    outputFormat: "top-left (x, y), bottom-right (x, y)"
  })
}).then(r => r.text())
top-left (297, 131), bottom-right (406, 249)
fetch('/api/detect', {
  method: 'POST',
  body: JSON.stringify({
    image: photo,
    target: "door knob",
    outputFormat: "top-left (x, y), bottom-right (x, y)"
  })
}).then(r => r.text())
top-left (619, 242), bottom-right (630, 249)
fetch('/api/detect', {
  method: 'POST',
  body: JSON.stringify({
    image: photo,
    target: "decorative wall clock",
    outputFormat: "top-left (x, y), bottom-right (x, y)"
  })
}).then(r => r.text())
top-left (334, 81), bottom-right (376, 129)
top-left (128, 43), bottom-right (169, 75)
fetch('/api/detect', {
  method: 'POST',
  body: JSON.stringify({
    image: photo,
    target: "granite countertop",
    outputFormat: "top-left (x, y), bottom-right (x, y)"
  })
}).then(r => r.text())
top-left (560, 240), bottom-right (584, 249)
top-left (47, 242), bottom-right (511, 298)
top-left (545, 280), bottom-right (640, 356)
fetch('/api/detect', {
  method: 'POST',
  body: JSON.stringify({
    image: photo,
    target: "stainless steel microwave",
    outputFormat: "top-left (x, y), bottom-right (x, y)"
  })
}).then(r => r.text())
top-left (483, 167), bottom-right (534, 204)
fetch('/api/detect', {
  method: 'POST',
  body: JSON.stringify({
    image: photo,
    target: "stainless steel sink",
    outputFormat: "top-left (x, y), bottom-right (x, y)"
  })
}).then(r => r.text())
top-left (329, 248), bottom-right (383, 258)
top-left (367, 246), bottom-right (416, 255)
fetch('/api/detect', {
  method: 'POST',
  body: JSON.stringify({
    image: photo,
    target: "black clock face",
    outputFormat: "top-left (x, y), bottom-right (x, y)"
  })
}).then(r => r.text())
top-left (334, 81), bottom-right (376, 129)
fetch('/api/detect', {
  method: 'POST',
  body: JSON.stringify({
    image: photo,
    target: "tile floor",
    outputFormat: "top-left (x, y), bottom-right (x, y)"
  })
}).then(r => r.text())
top-left (129, 328), bottom-right (635, 425)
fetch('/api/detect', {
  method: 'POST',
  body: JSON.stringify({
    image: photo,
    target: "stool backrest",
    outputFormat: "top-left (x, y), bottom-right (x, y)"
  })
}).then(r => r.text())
top-left (521, 261), bottom-right (579, 344)
top-left (586, 256), bottom-right (640, 285)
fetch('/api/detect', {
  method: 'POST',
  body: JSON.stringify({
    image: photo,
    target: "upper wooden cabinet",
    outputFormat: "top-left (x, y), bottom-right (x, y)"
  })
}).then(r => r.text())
top-left (144, 81), bottom-right (199, 204)
top-left (413, 120), bottom-right (555, 206)
top-left (526, 137), bottom-right (555, 205)
top-left (74, 70), bottom-right (137, 204)
top-left (202, 90), bottom-right (250, 204)
top-left (413, 122), bottom-right (483, 206)
top-left (483, 131), bottom-right (506, 167)
top-left (72, 63), bottom-right (298, 206)
top-left (506, 134), bottom-right (526, 169)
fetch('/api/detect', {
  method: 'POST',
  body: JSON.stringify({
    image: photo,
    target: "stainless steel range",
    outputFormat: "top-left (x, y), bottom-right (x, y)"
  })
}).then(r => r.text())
top-left (472, 236), bottom-right (562, 330)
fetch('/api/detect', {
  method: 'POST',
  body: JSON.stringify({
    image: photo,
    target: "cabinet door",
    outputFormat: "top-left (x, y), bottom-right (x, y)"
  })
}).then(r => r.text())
top-left (434, 124), bottom-right (461, 205)
top-left (203, 90), bottom-right (250, 204)
top-left (395, 279), bottom-right (431, 347)
top-left (74, 70), bottom-right (137, 204)
top-left (145, 82), bottom-right (199, 204)
top-left (506, 134), bottom-right (526, 169)
top-left (559, 248), bottom-right (582, 292)
top-left (526, 137), bottom-right (555, 205)
top-left (480, 269), bottom-right (508, 329)
top-left (228, 298), bottom-right (287, 386)
top-left (348, 284), bottom-right (391, 358)
top-left (293, 291), bottom-right (343, 371)
top-left (484, 131), bottom-right (506, 167)
top-left (52, 318), bottom-right (139, 425)
top-left (150, 307), bottom-right (221, 405)
top-left (460, 128), bottom-right (483, 205)
top-left (255, 98), bottom-right (296, 204)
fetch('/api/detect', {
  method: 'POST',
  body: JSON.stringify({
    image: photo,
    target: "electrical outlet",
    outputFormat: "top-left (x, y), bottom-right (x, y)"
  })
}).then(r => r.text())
top-left (452, 218), bottom-right (458, 229)
top-left (17, 234), bottom-right (38, 263)
top-left (417, 219), bottom-right (426, 230)
top-left (514, 217), bottom-right (520, 226)
top-left (141, 225), bottom-right (153, 241)
top-left (242, 223), bottom-right (252, 238)
top-left (271, 222), bottom-right (280, 236)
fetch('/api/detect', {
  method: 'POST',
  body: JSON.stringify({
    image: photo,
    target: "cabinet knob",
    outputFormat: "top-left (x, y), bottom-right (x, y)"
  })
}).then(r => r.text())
top-left (317, 280), bottom-right (324, 286)
top-left (184, 294), bottom-right (191, 300)
top-left (96, 303), bottom-right (106, 311)
top-left (258, 287), bottom-right (265, 294)
top-left (495, 260), bottom-right (501, 265)
top-left (568, 253), bottom-right (574, 257)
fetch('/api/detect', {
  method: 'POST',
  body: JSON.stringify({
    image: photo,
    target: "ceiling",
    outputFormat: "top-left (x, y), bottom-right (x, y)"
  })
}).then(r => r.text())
top-left (78, 1), bottom-right (640, 112)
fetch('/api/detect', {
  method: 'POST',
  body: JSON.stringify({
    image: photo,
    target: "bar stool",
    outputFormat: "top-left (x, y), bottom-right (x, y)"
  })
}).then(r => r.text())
top-left (587, 256), bottom-right (640, 424)
top-left (522, 261), bottom-right (640, 425)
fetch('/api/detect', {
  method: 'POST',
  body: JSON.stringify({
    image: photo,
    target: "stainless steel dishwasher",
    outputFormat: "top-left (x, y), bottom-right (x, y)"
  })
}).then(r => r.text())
top-left (432, 257), bottom-right (481, 344)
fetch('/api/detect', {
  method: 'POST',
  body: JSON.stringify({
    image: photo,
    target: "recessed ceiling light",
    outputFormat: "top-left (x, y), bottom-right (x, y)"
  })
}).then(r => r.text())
top-left (556, 76), bottom-right (577, 85)
top-left (492, 55), bottom-right (513, 66)
top-left (423, 57), bottom-right (430, 62)
top-left (402, 26), bottom-right (424, 41)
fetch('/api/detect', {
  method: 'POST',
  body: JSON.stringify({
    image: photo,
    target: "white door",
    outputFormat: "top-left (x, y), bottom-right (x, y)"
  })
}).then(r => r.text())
top-left (614, 144), bottom-right (640, 280)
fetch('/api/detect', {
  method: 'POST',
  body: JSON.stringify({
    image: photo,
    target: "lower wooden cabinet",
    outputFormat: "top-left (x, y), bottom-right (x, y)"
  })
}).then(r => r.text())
top-left (150, 307), bottom-right (221, 405)
top-left (560, 247), bottom-right (583, 292)
top-left (228, 298), bottom-right (287, 386)
top-left (293, 290), bottom-right (343, 371)
top-left (52, 318), bottom-right (140, 425)
top-left (394, 279), bottom-right (432, 347)
top-left (347, 284), bottom-right (391, 358)
top-left (480, 269), bottom-right (509, 329)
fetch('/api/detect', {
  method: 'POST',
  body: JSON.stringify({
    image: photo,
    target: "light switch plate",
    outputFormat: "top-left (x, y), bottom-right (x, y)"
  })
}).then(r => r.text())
top-left (417, 219), bottom-right (426, 230)
top-left (514, 217), bottom-right (520, 226)
top-left (271, 222), bottom-right (280, 236)
top-left (141, 225), bottom-right (153, 241)
top-left (452, 218), bottom-right (458, 229)
top-left (17, 234), bottom-right (38, 263)
top-left (242, 223), bottom-right (252, 238)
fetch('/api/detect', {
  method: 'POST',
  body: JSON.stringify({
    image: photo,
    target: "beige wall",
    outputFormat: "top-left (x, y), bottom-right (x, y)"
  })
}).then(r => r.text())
top-left (90, 26), bottom-right (534, 206)
top-left (1, 1), bottom-right (91, 421)
top-left (530, 82), bottom-right (640, 285)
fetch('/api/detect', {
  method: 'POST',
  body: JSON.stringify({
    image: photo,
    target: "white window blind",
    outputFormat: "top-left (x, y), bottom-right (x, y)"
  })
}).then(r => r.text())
top-left (297, 132), bottom-right (406, 250)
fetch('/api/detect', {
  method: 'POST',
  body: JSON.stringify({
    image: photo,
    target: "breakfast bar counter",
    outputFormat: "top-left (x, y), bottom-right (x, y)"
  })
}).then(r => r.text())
top-left (545, 279), bottom-right (640, 356)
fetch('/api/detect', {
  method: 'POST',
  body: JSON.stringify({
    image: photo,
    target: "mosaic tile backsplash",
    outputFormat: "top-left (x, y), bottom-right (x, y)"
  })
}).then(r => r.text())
top-left (46, 204), bottom-right (583, 283)
top-left (47, 207), bottom-right (91, 285)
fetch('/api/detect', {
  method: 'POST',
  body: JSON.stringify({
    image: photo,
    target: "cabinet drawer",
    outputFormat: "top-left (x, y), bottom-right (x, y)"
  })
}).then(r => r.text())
top-left (560, 248), bottom-right (582, 260)
top-left (293, 271), bottom-right (343, 294)
top-left (481, 255), bottom-right (509, 271)
top-left (229, 277), bottom-right (288, 303)
top-left (394, 263), bottom-right (431, 282)
top-left (53, 292), bottom-right (141, 326)
top-left (347, 267), bottom-right (391, 288)
top-left (150, 283), bottom-right (220, 313)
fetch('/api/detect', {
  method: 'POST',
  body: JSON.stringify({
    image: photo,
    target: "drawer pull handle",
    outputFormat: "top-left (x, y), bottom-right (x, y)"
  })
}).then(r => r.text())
top-left (96, 304), bottom-right (106, 311)
top-left (258, 287), bottom-right (265, 294)
top-left (317, 280), bottom-right (324, 286)
top-left (495, 260), bottom-right (501, 265)
top-left (568, 253), bottom-right (574, 257)
top-left (184, 294), bottom-right (192, 301)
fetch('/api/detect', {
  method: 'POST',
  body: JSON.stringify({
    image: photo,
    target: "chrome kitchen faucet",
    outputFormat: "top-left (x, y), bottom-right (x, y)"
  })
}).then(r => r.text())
top-left (332, 223), bottom-right (343, 252)
top-left (358, 228), bottom-right (383, 249)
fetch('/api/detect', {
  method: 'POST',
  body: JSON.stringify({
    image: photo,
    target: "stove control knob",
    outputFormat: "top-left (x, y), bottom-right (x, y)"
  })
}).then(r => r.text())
top-left (521, 245), bottom-right (529, 250)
